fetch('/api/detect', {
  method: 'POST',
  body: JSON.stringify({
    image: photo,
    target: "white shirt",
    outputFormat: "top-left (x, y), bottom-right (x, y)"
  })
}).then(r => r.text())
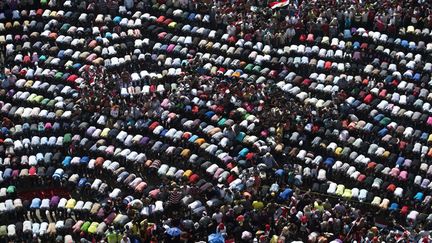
top-left (58, 198), bottom-right (67, 209)
top-left (212, 212), bottom-right (223, 223)
top-left (120, 237), bottom-right (131, 243)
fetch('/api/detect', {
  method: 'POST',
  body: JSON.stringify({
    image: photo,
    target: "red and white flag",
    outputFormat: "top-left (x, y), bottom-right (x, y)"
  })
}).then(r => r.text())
top-left (269, 0), bottom-right (289, 9)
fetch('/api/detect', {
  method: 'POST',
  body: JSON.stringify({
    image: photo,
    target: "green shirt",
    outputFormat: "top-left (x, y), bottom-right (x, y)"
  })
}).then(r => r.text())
top-left (6, 186), bottom-right (15, 193)
top-left (81, 221), bottom-right (91, 232)
top-left (106, 232), bottom-right (120, 243)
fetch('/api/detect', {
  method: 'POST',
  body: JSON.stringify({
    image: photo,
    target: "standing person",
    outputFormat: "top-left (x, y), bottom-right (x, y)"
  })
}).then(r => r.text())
top-left (107, 0), bottom-right (119, 15)
top-left (120, 234), bottom-right (131, 243)
top-left (124, 0), bottom-right (133, 10)
top-left (96, 0), bottom-right (108, 14)
top-left (106, 227), bottom-right (121, 243)
top-left (216, 223), bottom-right (227, 237)
top-left (6, 0), bottom-right (19, 10)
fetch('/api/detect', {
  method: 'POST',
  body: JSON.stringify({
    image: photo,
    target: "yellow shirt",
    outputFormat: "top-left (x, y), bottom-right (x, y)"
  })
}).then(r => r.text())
top-left (66, 199), bottom-right (76, 209)
top-left (314, 201), bottom-right (324, 212)
top-left (252, 201), bottom-right (264, 210)
top-left (194, 138), bottom-right (206, 146)
top-left (131, 223), bottom-right (139, 236)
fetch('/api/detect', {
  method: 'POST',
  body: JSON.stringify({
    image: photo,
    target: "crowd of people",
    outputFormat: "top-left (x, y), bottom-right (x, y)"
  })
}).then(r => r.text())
top-left (1, 0), bottom-right (432, 242)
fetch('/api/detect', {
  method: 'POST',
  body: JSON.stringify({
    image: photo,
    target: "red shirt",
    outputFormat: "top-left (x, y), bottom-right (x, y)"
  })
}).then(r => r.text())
top-left (23, 56), bottom-right (31, 64)
top-left (324, 61), bottom-right (332, 70)
top-left (227, 175), bottom-right (236, 184)
top-left (192, 106), bottom-right (199, 114)
top-left (357, 174), bottom-right (366, 182)
top-left (182, 132), bottom-right (191, 140)
top-left (189, 174), bottom-right (199, 184)
top-left (36, 9), bottom-right (43, 16)
top-left (246, 152), bottom-right (254, 161)
top-left (387, 184), bottom-right (396, 192)
top-left (226, 163), bottom-right (234, 170)
top-left (364, 94), bottom-right (373, 104)
top-left (376, 19), bottom-right (385, 32)
top-left (149, 122), bottom-right (159, 131)
top-left (29, 166), bottom-right (37, 176)
top-left (400, 206), bottom-right (409, 215)
top-left (321, 23), bottom-right (329, 35)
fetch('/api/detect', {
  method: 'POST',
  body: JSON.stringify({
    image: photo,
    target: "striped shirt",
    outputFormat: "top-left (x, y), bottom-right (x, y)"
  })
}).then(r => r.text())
top-left (149, 160), bottom-right (161, 170)
top-left (169, 190), bottom-right (182, 204)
